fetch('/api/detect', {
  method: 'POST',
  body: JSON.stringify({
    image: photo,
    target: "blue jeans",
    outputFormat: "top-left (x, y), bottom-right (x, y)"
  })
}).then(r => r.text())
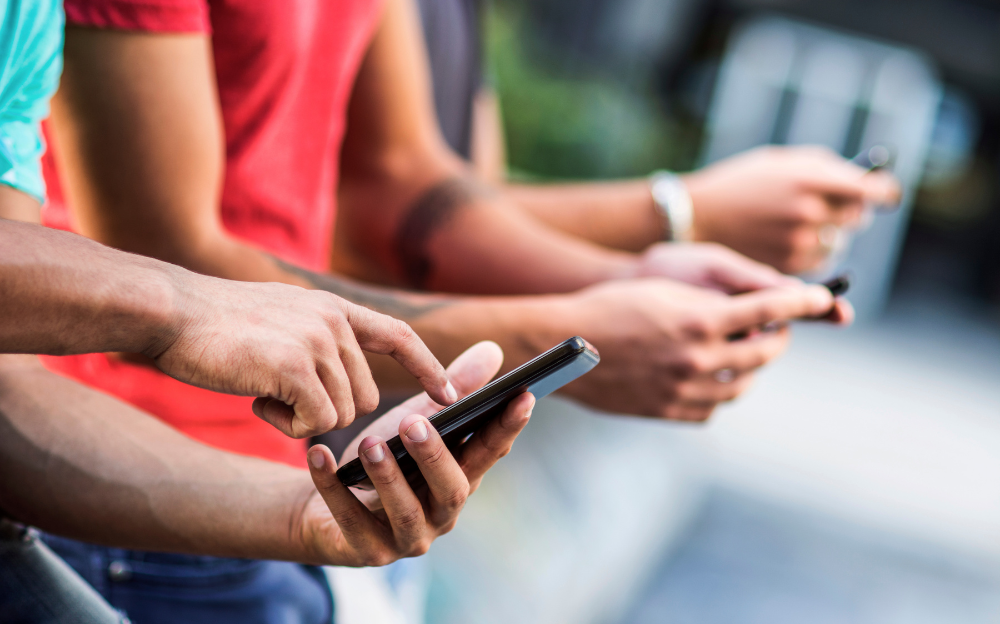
top-left (0, 519), bottom-right (125, 624)
top-left (41, 535), bottom-right (333, 624)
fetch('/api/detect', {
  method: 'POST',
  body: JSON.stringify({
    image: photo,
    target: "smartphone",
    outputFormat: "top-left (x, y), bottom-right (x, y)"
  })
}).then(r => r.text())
top-left (336, 336), bottom-right (601, 489)
top-left (822, 274), bottom-right (850, 296)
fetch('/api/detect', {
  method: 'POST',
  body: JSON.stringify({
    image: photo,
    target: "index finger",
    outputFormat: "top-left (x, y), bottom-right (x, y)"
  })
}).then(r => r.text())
top-left (344, 305), bottom-right (458, 407)
top-left (339, 341), bottom-right (506, 465)
top-left (718, 285), bottom-right (834, 335)
top-left (801, 158), bottom-right (901, 206)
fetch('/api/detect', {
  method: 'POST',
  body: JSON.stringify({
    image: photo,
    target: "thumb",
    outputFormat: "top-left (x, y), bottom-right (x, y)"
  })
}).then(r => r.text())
top-left (442, 341), bottom-right (504, 397)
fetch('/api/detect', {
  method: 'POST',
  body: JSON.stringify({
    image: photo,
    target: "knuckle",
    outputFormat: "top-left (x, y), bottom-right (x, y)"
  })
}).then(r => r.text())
top-left (336, 403), bottom-right (357, 429)
top-left (334, 508), bottom-right (367, 534)
top-left (360, 549), bottom-right (395, 568)
top-left (285, 353), bottom-right (315, 378)
top-left (673, 351), bottom-right (708, 379)
top-left (371, 467), bottom-right (402, 489)
top-left (409, 539), bottom-right (432, 558)
top-left (385, 319), bottom-right (417, 348)
top-left (296, 423), bottom-right (325, 439)
top-left (355, 388), bottom-right (380, 416)
top-left (681, 317), bottom-right (713, 341)
top-left (440, 483), bottom-right (470, 512)
top-left (419, 442), bottom-right (451, 470)
top-left (671, 380), bottom-right (694, 402)
top-left (390, 506), bottom-right (424, 532)
top-left (478, 430), bottom-right (512, 459)
top-left (335, 412), bottom-right (355, 431)
top-left (658, 404), bottom-right (683, 421)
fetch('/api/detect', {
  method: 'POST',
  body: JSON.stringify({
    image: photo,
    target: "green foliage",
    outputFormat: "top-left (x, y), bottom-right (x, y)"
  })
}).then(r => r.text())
top-left (485, 4), bottom-right (697, 180)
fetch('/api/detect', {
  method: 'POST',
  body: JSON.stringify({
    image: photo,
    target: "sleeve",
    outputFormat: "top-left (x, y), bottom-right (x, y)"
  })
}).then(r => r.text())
top-left (64, 0), bottom-right (211, 34)
top-left (0, 0), bottom-right (64, 204)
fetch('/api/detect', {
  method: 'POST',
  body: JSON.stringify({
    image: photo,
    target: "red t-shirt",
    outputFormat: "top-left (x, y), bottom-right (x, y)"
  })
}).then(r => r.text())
top-left (41, 0), bottom-right (384, 467)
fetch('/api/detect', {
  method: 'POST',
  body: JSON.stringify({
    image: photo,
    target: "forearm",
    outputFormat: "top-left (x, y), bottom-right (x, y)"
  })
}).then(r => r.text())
top-left (0, 219), bottom-right (178, 356)
top-left (503, 179), bottom-right (663, 252)
top-left (339, 174), bottom-right (638, 295)
top-left (0, 355), bottom-right (318, 562)
top-left (279, 256), bottom-right (571, 389)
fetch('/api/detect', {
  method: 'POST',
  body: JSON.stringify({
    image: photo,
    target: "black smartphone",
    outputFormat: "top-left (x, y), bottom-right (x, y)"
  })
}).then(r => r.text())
top-left (822, 274), bottom-right (850, 297)
top-left (336, 336), bottom-right (601, 489)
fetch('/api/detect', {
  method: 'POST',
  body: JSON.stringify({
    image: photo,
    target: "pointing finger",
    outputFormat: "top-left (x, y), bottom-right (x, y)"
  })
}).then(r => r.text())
top-left (719, 285), bottom-right (833, 335)
top-left (345, 305), bottom-right (457, 407)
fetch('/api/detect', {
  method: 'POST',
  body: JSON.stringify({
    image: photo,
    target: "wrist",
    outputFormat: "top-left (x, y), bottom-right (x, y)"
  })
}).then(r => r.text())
top-left (134, 261), bottom-right (198, 360)
top-left (286, 484), bottom-right (333, 566)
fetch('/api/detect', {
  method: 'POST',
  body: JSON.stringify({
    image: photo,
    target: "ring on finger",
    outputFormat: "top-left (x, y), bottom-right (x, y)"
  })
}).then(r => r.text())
top-left (818, 224), bottom-right (840, 253)
top-left (713, 368), bottom-right (736, 383)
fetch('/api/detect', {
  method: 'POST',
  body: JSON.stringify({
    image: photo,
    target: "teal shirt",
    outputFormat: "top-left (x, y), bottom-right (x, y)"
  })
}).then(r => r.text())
top-left (0, 0), bottom-right (63, 204)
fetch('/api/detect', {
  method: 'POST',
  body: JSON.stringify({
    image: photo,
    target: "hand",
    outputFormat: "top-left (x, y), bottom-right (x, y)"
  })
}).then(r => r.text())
top-left (557, 278), bottom-right (845, 420)
top-left (683, 145), bottom-right (901, 274)
top-left (148, 272), bottom-right (459, 438)
top-left (634, 241), bottom-right (799, 293)
top-left (295, 342), bottom-right (533, 566)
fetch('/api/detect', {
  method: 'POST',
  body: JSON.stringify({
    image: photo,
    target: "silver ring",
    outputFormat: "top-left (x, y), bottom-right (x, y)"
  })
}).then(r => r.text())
top-left (818, 224), bottom-right (840, 253)
top-left (713, 368), bottom-right (736, 383)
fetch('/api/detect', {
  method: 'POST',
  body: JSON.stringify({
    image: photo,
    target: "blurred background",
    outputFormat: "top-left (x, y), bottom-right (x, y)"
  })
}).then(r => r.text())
top-left (418, 0), bottom-right (1000, 622)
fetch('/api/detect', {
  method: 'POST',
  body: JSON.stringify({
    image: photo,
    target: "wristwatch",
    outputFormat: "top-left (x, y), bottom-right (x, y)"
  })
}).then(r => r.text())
top-left (649, 170), bottom-right (694, 242)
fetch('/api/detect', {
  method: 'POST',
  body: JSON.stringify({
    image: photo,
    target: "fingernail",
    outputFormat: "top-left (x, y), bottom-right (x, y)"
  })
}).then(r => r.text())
top-left (363, 443), bottom-right (385, 463)
top-left (444, 381), bottom-right (459, 404)
top-left (404, 419), bottom-right (429, 442)
top-left (308, 449), bottom-right (325, 470)
top-left (506, 395), bottom-right (535, 425)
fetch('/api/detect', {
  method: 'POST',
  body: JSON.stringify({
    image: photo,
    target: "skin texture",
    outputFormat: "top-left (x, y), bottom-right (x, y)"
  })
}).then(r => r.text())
top-left (0, 344), bottom-right (530, 565)
top-left (47, 0), bottom-right (848, 423)
top-left (0, 218), bottom-right (457, 437)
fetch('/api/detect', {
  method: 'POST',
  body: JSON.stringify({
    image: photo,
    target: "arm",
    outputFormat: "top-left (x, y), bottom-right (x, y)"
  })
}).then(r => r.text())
top-left (0, 345), bottom-right (531, 565)
top-left (334, 0), bottom-right (639, 294)
top-left (497, 148), bottom-right (901, 275)
top-left (0, 217), bottom-right (458, 435)
top-left (468, 86), bottom-right (507, 185)
top-left (461, 74), bottom-right (901, 274)
top-left (49, 12), bottom-right (844, 421)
